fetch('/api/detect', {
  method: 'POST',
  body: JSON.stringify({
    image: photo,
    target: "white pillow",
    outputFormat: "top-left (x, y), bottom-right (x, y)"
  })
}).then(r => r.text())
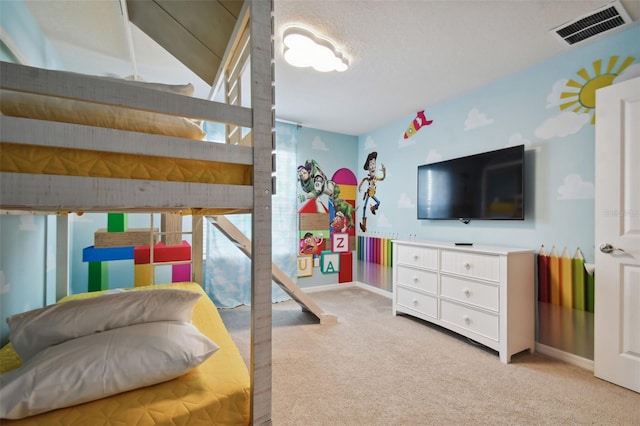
top-left (7, 288), bottom-right (201, 361)
top-left (0, 321), bottom-right (219, 419)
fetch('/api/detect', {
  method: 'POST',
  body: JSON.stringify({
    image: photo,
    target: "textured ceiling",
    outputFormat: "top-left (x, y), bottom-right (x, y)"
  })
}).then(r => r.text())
top-left (272, 0), bottom-right (640, 135)
top-left (21, 0), bottom-right (640, 136)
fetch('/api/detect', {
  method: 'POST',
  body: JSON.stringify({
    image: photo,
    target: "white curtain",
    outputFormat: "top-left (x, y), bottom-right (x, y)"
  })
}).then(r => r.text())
top-left (203, 122), bottom-right (299, 307)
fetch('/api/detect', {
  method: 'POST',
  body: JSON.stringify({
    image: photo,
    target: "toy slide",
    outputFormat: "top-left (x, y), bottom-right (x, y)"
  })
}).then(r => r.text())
top-left (208, 215), bottom-right (338, 325)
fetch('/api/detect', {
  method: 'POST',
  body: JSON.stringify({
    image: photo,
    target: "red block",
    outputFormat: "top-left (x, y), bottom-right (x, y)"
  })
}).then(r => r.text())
top-left (134, 241), bottom-right (191, 264)
top-left (338, 251), bottom-right (353, 283)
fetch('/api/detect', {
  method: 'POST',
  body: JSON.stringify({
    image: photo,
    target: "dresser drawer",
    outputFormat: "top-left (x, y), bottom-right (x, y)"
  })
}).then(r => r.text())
top-left (396, 244), bottom-right (438, 269)
top-left (440, 300), bottom-right (499, 341)
top-left (396, 265), bottom-right (437, 294)
top-left (396, 287), bottom-right (437, 319)
top-left (440, 275), bottom-right (499, 312)
top-left (440, 250), bottom-right (500, 282)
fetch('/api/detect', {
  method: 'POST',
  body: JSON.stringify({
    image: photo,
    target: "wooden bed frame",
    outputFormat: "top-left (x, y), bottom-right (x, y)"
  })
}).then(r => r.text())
top-left (0, 1), bottom-right (274, 423)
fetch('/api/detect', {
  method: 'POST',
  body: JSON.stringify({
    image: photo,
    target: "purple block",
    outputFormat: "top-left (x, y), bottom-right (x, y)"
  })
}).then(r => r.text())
top-left (172, 264), bottom-right (191, 282)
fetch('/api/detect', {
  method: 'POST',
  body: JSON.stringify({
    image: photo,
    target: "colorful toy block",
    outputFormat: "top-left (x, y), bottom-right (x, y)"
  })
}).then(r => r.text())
top-left (107, 213), bottom-right (127, 232)
top-left (172, 264), bottom-right (191, 282)
top-left (94, 228), bottom-right (158, 248)
top-left (82, 245), bottom-right (134, 262)
top-left (331, 233), bottom-right (349, 253)
top-left (134, 263), bottom-right (153, 287)
top-left (134, 241), bottom-right (191, 265)
top-left (88, 262), bottom-right (108, 292)
top-left (338, 251), bottom-right (353, 283)
top-left (320, 251), bottom-right (340, 274)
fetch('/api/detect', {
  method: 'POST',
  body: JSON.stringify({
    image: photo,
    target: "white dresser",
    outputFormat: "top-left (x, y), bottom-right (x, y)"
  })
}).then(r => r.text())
top-left (392, 240), bottom-right (535, 363)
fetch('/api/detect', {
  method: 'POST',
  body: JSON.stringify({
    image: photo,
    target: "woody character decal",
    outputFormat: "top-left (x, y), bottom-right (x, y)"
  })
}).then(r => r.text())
top-left (358, 151), bottom-right (386, 232)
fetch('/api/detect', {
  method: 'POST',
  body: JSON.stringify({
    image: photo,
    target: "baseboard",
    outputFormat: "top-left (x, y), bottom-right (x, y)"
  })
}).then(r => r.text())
top-left (303, 283), bottom-right (355, 293)
top-left (536, 342), bottom-right (594, 371)
top-left (353, 281), bottom-right (393, 298)
top-left (301, 281), bottom-right (393, 299)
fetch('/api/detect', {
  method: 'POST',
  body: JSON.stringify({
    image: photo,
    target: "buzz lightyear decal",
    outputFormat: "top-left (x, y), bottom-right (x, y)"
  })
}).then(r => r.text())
top-left (358, 151), bottom-right (386, 232)
top-left (297, 159), bottom-right (336, 212)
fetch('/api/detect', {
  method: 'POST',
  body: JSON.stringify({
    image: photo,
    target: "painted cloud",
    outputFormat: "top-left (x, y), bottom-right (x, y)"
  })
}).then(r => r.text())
top-left (545, 78), bottom-right (569, 108)
top-left (397, 193), bottom-right (415, 209)
top-left (507, 133), bottom-right (531, 148)
top-left (535, 111), bottom-right (590, 140)
top-left (363, 136), bottom-right (376, 150)
top-left (557, 174), bottom-right (594, 200)
top-left (311, 136), bottom-right (328, 151)
top-left (425, 148), bottom-right (442, 164)
top-left (464, 108), bottom-right (494, 131)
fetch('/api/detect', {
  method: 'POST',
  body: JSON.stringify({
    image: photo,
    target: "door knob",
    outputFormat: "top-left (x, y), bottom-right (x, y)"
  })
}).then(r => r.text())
top-left (599, 243), bottom-right (624, 254)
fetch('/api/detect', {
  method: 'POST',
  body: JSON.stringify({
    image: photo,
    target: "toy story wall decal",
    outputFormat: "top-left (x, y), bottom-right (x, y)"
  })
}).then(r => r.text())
top-left (297, 160), bottom-right (357, 278)
top-left (299, 231), bottom-right (324, 257)
top-left (403, 110), bottom-right (433, 139)
top-left (559, 55), bottom-right (635, 124)
top-left (358, 151), bottom-right (386, 232)
top-left (297, 159), bottom-right (336, 212)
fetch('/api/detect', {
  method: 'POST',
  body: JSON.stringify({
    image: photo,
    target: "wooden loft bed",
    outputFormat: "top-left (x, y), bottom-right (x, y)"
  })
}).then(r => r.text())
top-left (0, 0), bottom-right (274, 423)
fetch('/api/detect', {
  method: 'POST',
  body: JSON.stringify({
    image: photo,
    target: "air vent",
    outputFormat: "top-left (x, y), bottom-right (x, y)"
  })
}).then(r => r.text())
top-left (550, 0), bottom-right (633, 46)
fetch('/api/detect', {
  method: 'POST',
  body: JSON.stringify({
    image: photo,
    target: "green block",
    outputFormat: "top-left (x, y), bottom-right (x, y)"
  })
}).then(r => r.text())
top-left (88, 262), bottom-right (108, 292)
top-left (107, 213), bottom-right (127, 232)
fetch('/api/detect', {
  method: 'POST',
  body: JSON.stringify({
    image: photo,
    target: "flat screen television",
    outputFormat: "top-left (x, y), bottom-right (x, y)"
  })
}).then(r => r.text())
top-left (417, 145), bottom-right (524, 221)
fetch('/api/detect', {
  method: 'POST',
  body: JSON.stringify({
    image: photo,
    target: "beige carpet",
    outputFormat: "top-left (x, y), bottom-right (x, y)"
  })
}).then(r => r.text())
top-left (219, 285), bottom-right (640, 425)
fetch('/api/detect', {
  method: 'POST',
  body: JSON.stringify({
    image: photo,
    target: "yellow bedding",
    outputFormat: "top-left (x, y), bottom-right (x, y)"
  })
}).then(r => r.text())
top-left (0, 283), bottom-right (250, 425)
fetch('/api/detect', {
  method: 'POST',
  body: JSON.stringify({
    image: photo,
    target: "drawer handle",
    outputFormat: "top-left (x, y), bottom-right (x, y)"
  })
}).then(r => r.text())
top-left (463, 262), bottom-right (471, 270)
top-left (413, 255), bottom-right (419, 261)
top-left (463, 288), bottom-right (471, 297)
top-left (412, 298), bottom-right (419, 306)
top-left (463, 315), bottom-right (471, 324)
top-left (412, 276), bottom-right (419, 284)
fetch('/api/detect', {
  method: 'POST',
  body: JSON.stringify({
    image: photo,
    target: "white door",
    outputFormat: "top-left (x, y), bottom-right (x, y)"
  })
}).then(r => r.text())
top-left (594, 76), bottom-right (640, 393)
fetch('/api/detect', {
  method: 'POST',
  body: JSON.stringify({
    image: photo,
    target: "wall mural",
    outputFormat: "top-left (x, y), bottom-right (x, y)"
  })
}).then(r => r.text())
top-left (297, 160), bottom-right (357, 281)
top-left (403, 110), bottom-right (433, 139)
top-left (559, 55), bottom-right (635, 124)
top-left (358, 151), bottom-right (386, 232)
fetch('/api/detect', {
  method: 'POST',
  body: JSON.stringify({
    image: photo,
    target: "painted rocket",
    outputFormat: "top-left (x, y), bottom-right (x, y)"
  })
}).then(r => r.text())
top-left (403, 110), bottom-right (433, 139)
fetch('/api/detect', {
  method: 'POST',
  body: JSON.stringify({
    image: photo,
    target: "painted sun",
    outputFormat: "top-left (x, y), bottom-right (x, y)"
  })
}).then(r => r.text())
top-left (560, 55), bottom-right (636, 124)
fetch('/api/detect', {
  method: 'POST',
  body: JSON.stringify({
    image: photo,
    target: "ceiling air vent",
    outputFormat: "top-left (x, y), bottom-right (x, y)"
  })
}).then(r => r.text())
top-left (550, 0), bottom-right (633, 46)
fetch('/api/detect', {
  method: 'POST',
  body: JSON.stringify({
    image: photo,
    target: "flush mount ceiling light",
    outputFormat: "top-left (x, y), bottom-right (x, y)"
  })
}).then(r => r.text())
top-left (283, 26), bottom-right (349, 72)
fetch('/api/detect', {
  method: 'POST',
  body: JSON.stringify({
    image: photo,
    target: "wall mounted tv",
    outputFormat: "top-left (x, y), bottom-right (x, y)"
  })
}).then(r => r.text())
top-left (417, 145), bottom-right (524, 222)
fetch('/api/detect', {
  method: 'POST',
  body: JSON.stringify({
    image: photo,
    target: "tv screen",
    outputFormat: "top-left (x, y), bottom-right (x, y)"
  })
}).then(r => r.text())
top-left (417, 145), bottom-right (524, 221)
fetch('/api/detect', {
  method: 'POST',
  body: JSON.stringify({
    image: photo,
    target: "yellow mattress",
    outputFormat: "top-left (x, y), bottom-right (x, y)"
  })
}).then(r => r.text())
top-left (0, 142), bottom-right (253, 186)
top-left (0, 283), bottom-right (250, 425)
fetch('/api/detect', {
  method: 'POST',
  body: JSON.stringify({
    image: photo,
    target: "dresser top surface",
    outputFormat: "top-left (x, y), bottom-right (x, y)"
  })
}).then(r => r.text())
top-left (392, 239), bottom-right (535, 255)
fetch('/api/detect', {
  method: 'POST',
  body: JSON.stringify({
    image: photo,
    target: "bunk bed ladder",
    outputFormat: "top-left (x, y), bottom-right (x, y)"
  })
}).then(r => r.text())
top-left (208, 215), bottom-right (338, 325)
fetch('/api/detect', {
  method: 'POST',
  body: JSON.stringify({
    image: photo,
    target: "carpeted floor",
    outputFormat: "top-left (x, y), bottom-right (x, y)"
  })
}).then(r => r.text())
top-left (219, 285), bottom-right (640, 425)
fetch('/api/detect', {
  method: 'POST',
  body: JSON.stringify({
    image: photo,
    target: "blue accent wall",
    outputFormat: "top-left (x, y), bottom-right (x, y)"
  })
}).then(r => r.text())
top-left (356, 24), bottom-right (640, 263)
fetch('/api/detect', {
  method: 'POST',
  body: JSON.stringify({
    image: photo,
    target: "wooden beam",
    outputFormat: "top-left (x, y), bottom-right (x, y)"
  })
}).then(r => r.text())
top-left (192, 215), bottom-right (203, 284)
top-left (249, 1), bottom-right (274, 423)
top-left (0, 173), bottom-right (253, 213)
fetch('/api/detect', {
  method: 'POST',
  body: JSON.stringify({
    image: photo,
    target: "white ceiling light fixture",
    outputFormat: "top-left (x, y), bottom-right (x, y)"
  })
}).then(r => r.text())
top-left (283, 25), bottom-right (349, 72)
